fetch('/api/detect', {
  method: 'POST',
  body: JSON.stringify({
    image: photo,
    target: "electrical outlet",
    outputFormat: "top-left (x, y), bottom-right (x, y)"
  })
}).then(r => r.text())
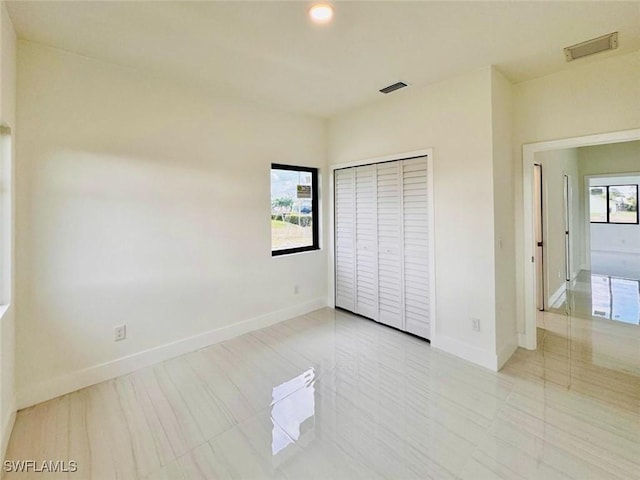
top-left (472, 318), bottom-right (481, 332)
top-left (114, 324), bottom-right (126, 342)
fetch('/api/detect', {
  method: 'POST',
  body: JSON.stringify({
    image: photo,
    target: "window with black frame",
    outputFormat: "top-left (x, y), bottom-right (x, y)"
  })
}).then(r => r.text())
top-left (589, 184), bottom-right (638, 224)
top-left (270, 164), bottom-right (319, 255)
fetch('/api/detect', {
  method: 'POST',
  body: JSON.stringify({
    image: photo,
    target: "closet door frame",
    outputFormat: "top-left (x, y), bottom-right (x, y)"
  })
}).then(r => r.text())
top-left (329, 148), bottom-right (436, 340)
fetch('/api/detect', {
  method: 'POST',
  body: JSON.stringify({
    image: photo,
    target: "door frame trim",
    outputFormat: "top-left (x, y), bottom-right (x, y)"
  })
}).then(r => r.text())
top-left (521, 129), bottom-right (640, 350)
top-left (563, 173), bottom-right (571, 283)
top-left (533, 163), bottom-right (544, 311)
top-left (329, 149), bottom-right (436, 340)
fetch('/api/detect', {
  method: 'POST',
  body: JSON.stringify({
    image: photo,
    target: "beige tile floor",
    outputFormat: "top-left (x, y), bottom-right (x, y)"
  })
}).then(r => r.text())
top-left (4, 306), bottom-right (640, 479)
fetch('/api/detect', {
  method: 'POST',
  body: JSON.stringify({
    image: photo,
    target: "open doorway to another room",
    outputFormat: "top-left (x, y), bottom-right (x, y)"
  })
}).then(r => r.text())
top-left (523, 132), bottom-right (640, 382)
top-left (531, 148), bottom-right (581, 314)
top-left (533, 140), bottom-right (640, 324)
top-left (583, 169), bottom-right (639, 325)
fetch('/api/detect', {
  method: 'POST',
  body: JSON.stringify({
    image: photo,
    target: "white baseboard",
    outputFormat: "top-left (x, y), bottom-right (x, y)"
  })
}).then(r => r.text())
top-left (431, 335), bottom-right (498, 371)
top-left (548, 282), bottom-right (566, 308)
top-left (518, 333), bottom-right (528, 348)
top-left (17, 298), bottom-right (328, 410)
top-left (497, 336), bottom-right (519, 370)
top-left (591, 248), bottom-right (640, 256)
top-left (1, 399), bottom-right (16, 463)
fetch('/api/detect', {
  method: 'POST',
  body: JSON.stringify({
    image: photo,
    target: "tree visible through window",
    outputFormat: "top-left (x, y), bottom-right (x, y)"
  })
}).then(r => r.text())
top-left (271, 164), bottom-right (319, 255)
top-left (590, 184), bottom-right (638, 224)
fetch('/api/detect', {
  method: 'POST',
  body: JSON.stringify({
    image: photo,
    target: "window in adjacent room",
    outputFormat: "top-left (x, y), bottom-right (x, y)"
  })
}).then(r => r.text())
top-left (271, 164), bottom-right (319, 256)
top-left (589, 184), bottom-right (638, 224)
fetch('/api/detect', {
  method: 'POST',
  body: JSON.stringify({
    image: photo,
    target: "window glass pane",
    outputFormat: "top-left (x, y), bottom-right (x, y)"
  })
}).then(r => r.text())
top-left (589, 187), bottom-right (607, 222)
top-left (608, 185), bottom-right (638, 224)
top-left (271, 167), bottom-right (315, 252)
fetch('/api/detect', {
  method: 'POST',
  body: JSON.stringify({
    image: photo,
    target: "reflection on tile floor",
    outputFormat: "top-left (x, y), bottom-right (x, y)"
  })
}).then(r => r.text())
top-left (5, 308), bottom-right (640, 479)
top-left (590, 274), bottom-right (639, 324)
top-left (552, 270), bottom-right (640, 325)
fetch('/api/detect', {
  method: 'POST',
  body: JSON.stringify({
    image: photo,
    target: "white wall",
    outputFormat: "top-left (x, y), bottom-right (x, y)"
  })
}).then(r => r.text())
top-left (579, 142), bottom-right (640, 270)
top-left (328, 66), bottom-right (503, 369)
top-left (534, 147), bottom-right (580, 304)
top-left (15, 42), bottom-right (328, 408)
top-left (579, 142), bottom-right (640, 275)
top-left (0, 0), bottom-right (16, 460)
top-left (514, 50), bottom-right (640, 334)
top-left (9, 26), bottom-right (639, 417)
top-left (491, 68), bottom-right (517, 366)
top-left (579, 141), bottom-right (640, 177)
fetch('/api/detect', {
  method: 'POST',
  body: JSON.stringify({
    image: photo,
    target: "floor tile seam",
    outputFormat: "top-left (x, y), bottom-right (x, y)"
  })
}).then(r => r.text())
top-left (495, 399), bottom-right (640, 462)
top-left (315, 377), bottom-right (498, 442)
top-left (502, 384), bottom-right (640, 430)
top-left (248, 329), bottom-right (331, 379)
top-left (470, 431), bottom-right (576, 480)
top-left (476, 425), bottom-right (635, 480)
top-left (151, 355), bottom-right (272, 464)
top-left (523, 359), bottom-right (640, 390)
top-left (139, 402), bottom-right (279, 480)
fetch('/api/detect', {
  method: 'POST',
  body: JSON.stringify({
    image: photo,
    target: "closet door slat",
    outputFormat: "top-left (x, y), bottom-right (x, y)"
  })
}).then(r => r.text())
top-left (376, 161), bottom-right (403, 330)
top-left (355, 165), bottom-right (378, 320)
top-left (335, 168), bottom-right (356, 312)
top-left (402, 157), bottom-right (431, 339)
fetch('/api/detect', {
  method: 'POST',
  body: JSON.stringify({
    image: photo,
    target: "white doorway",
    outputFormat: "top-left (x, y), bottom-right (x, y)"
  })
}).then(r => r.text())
top-left (521, 129), bottom-right (640, 349)
top-left (563, 174), bottom-right (572, 283)
top-left (533, 163), bottom-right (544, 311)
top-left (531, 151), bottom-right (578, 314)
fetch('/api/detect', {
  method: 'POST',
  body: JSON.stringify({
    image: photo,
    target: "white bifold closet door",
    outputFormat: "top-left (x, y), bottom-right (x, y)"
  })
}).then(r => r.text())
top-left (334, 156), bottom-right (432, 340)
top-left (355, 165), bottom-right (378, 320)
top-left (334, 168), bottom-right (356, 312)
top-left (401, 158), bottom-right (431, 338)
top-left (376, 161), bottom-right (403, 330)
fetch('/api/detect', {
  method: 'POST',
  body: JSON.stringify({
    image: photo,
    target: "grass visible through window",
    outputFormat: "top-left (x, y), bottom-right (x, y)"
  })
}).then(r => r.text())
top-left (271, 220), bottom-right (313, 251)
top-left (271, 164), bottom-right (318, 255)
top-left (590, 184), bottom-right (638, 224)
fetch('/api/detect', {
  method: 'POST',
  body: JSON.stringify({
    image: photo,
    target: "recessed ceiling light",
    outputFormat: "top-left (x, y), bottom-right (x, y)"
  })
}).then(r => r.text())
top-left (309, 4), bottom-right (333, 24)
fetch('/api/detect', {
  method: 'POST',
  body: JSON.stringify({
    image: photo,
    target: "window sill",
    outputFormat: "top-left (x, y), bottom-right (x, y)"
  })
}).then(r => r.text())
top-left (272, 247), bottom-right (321, 257)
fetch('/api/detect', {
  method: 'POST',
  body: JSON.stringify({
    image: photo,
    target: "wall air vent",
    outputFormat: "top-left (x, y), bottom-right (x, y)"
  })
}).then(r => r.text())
top-left (379, 81), bottom-right (409, 94)
top-left (564, 32), bottom-right (618, 62)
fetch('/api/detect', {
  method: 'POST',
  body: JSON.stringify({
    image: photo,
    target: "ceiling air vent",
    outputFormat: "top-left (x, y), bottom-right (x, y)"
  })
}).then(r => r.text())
top-left (379, 81), bottom-right (409, 94)
top-left (564, 32), bottom-right (618, 62)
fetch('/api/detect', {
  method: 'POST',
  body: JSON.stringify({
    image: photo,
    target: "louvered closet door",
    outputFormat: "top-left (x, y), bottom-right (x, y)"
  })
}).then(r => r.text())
top-left (355, 165), bottom-right (378, 320)
top-left (335, 168), bottom-right (356, 312)
top-left (402, 157), bottom-right (431, 339)
top-left (376, 161), bottom-right (403, 330)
